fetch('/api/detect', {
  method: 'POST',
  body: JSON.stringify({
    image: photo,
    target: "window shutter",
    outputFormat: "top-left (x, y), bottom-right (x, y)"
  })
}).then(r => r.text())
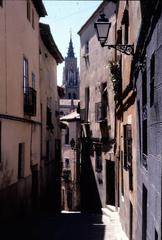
top-left (124, 124), bottom-right (132, 170)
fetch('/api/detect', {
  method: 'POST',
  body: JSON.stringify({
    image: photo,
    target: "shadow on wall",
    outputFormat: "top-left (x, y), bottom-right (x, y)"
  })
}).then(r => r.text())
top-left (80, 138), bottom-right (102, 213)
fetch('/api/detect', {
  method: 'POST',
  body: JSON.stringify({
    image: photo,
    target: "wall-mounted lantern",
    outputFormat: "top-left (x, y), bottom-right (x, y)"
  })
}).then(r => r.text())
top-left (94, 13), bottom-right (134, 55)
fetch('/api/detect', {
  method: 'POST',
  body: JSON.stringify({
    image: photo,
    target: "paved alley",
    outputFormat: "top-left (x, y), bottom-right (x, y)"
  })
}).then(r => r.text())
top-left (1, 207), bottom-right (128, 240)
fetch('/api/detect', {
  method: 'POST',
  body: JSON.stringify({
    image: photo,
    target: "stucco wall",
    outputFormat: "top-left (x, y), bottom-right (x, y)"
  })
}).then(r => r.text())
top-left (79, 1), bottom-right (116, 207)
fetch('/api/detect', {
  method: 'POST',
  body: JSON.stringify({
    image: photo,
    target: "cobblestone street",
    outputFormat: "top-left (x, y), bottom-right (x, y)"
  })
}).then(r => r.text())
top-left (1, 207), bottom-right (128, 240)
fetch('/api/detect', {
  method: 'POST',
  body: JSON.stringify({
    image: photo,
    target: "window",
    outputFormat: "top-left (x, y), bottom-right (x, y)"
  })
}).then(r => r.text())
top-left (121, 150), bottom-right (124, 196)
top-left (95, 102), bottom-right (102, 122)
top-left (32, 73), bottom-right (36, 90)
top-left (68, 93), bottom-right (71, 99)
top-left (150, 52), bottom-right (155, 107)
top-left (121, 4), bottom-right (129, 45)
top-left (85, 87), bottom-right (89, 122)
top-left (23, 57), bottom-right (29, 93)
top-left (123, 124), bottom-right (132, 170)
top-left (65, 158), bottom-right (70, 169)
top-left (27, 0), bottom-right (31, 21)
top-left (73, 93), bottom-right (76, 99)
top-left (18, 143), bottom-right (25, 179)
top-left (155, 229), bottom-right (158, 240)
top-left (0, 0), bottom-right (3, 7)
top-left (46, 106), bottom-right (53, 130)
top-left (65, 128), bottom-right (69, 145)
top-left (123, 124), bottom-right (133, 190)
top-left (95, 144), bottom-right (102, 172)
top-left (32, 9), bottom-right (35, 29)
top-left (142, 185), bottom-right (147, 240)
top-left (85, 41), bottom-right (89, 54)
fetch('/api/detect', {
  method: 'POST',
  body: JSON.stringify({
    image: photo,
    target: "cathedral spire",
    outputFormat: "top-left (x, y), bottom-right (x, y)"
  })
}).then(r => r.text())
top-left (67, 32), bottom-right (75, 58)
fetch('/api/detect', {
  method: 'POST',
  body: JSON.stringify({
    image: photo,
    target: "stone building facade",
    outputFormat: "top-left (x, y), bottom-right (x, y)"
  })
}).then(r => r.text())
top-left (62, 37), bottom-right (80, 100)
top-left (114, 1), bottom-right (162, 239)
top-left (78, 0), bottom-right (116, 212)
top-left (134, 1), bottom-right (162, 239)
top-left (114, 1), bottom-right (141, 239)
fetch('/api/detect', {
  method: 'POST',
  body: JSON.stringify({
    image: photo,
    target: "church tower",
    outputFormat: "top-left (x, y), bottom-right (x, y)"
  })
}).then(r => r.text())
top-left (62, 36), bottom-right (80, 99)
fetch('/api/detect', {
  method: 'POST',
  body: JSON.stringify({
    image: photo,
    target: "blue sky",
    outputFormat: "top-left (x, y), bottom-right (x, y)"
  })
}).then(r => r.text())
top-left (41, 1), bottom-right (102, 86)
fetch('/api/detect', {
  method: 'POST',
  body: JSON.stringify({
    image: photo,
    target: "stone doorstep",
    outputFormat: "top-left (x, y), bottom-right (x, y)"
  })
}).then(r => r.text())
top-left (102, 206), bottom-right (119, 218)
top-left (102, 206), bottom-right (129, 240)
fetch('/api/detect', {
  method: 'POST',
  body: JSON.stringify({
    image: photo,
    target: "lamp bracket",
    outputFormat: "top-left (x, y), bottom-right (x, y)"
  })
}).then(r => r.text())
top-left (103, 44), bottom-right (134, 55)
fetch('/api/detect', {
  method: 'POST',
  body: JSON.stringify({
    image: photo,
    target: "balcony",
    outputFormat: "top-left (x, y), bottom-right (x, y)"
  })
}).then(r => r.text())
top-left (24, 87), bottom-right (36, 116)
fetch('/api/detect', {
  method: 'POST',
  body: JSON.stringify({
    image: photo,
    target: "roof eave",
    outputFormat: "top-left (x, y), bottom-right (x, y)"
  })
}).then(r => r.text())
top-left (78, 0), bottom-right (117, 35)
top-left (40, 23), bottom-right (64, 64)
top-left (32, 0), bottom-right (47, 17)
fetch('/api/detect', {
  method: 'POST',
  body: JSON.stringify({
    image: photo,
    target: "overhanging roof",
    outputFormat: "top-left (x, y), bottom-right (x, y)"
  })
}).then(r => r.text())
top-left (32, 0), bottom-right (47, 17)
top-left (40, 23), bottom-right (64, 64)
top-left (78, 0), bottom-right (117, 35)
top-left (60, 111), bottom-right (80, 121)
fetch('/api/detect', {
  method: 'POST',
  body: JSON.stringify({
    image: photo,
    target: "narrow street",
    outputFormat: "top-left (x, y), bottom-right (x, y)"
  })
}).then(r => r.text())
top-left (1, 208), bottom-right (128, 240)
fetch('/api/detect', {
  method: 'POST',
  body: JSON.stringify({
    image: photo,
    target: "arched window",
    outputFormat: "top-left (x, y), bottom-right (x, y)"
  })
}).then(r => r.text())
top-left (68, 93), bottom-right (71, 99)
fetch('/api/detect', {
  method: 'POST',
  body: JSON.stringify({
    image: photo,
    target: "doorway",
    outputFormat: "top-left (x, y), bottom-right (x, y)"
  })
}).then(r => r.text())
top-left (32, 164), bottom-right (39, 211)
top-left (106, 160), bottom-right (115, 206)
top-left (142, 184), bottom-right (147, 240)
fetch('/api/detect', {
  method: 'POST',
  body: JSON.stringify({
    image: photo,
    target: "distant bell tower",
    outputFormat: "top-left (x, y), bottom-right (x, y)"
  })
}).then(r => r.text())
top-left (62, 35), bottom-right (80, 99)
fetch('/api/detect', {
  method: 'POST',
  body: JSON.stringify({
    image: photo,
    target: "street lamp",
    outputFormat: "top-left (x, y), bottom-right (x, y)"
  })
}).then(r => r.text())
top-left (94, 13), bottom-right (111, 47)
top-left (94, 13), bottom-right (134, 55)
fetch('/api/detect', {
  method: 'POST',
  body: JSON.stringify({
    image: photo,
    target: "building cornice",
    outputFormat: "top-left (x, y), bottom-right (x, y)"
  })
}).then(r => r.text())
top-left (0, 114), bottom-right (41, 125)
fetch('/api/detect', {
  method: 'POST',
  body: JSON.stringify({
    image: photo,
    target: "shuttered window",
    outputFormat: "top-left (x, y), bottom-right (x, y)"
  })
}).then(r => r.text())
top-left (124, 124), bottom-right (133, 190)
top-left (124, 124), bottom-right (132, 170)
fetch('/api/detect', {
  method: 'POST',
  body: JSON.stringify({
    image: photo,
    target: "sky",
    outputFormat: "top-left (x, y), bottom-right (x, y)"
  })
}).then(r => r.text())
top-left (41, 1), bottom-right (102, 86)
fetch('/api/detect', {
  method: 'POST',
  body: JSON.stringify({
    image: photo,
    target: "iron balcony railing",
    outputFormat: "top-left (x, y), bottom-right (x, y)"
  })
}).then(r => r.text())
top-left (24, 87), bottom-right (36, 116)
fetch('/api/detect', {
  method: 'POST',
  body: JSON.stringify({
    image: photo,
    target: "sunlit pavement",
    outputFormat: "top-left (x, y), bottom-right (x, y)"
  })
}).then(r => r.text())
top-left (1, 208), bottom-right (128, 240)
